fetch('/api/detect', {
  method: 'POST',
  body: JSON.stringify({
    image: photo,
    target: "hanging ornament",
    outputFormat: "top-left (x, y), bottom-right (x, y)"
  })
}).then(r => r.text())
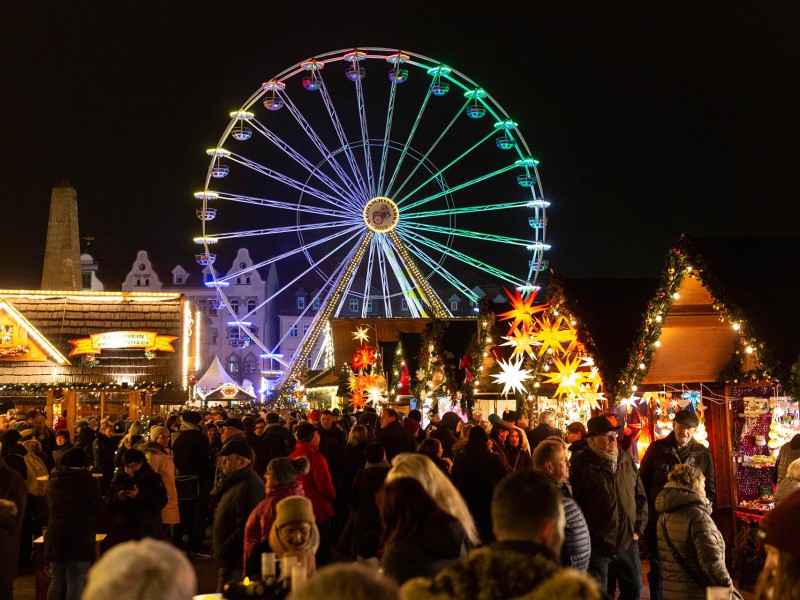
top-left (497, 287), bottom-right (546, 334)
top-left (501, 326), bottom-right (539, 357)
top-left (352, 326), bottom-right (370, 344)
top-left (351, 345), bottom-right (376, 371)
top-left (491, 356), bottom-right (533, 397)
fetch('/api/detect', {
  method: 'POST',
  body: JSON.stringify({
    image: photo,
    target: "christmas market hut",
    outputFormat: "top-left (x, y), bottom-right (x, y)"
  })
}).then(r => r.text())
top-left (0, 289), bottom-right (196, 430)
top-left (612, 234), bottom-right (800, 589)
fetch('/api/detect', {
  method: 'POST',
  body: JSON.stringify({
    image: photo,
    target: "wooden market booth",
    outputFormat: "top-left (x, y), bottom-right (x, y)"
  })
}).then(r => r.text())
top-left (0, 289), bottom-right (197, 429)
top-left (611, 235), bottom-right (800, 589)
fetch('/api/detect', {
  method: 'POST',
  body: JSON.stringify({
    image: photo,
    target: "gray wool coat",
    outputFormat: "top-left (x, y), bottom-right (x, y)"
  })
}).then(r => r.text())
top-left (655, 485), bottom-right (738, 600)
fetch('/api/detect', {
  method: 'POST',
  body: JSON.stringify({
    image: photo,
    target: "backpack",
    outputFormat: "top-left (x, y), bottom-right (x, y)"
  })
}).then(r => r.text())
top-left (23, 452), bottom-right (49, 496)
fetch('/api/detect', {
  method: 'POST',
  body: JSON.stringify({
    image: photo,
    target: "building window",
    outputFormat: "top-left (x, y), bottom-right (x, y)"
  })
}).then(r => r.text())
top-left (174, 274), bottom-right (184, 285)
top-left (367, 299), bottom-right (373, 313)
top-left (245, 359), bottom-right (258, 374)
top-left (289, 325), bottom-right (298, 338)
top-left (303, 323), bottom-right (310, 336)
top-left (82, 272), bottom-right (92, 289)
top-left (208, 303), bottom-right (218, 317)
top-left (205, 272), bottom-right (213, 283)
top-left (306, 358), bottom-right (313, 368)
top-left (349, 299), bottom-right (358, 312)
top-left (211, 329), bottom-right (218, 344)
top-left (135, 278), bottom-right (141, 287)
top-left (312, 298), bottom-right (321, 310)
top-left (245, 276), bottom-right (251, 284)
top-left (145, 278), bottom-right (149, 286)
top-left (227, 355), bottom-right (240, 374)
top-left (450, 300), bottom-right (459, 311)
top-left (230, 299), bottom-right (239, 315)
top-left (247, 299), bottom-right (256, 313)
top-left (228, 326), bottom-right (240, 341)
top-left (236, 276), bottom-right (242, 285)
top-left (401, 299), bottom-right (408, 311)
top-left (297, 296), bottom-right (305, 309)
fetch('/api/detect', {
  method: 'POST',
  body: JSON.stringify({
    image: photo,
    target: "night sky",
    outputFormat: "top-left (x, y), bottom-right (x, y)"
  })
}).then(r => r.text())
top-left (2, 1), bottom-right (799, 290)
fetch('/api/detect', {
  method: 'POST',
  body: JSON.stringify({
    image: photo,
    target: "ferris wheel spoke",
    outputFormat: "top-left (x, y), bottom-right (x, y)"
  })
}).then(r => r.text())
top-left (400, 163), bottom-right (518, 212)
top-left (377, 80), bottom-right (399, 196)
top-left (376, 240), bottom-right (392, 317)
top-left (376, 235), bottom-right (427, 318)
top-left (391, 97), bottom-right (471, 200)
top-left (385, 232), bottom-right (451, 318)
top-left (227, 153), bottom-right (356, 211)
top-left (211, 192), bottom-right (355, 220)
top-left (248, 119), bottom-right (363, 209)
top-left (398, 236), bottom-right (480, 302)
top-left (317, 74), bottom-right (371, 200)
top-left (383, 77), bottom-right (436, 198)
top-left (217, 224), bottom-right (363, 284)
top-left (202, 220), bottom-right (355, 241)
top-left (360, 237), bottom-right (377, 318)
top-left (398, 222), bottom-right (534, 248)
top-left (403, 199), bottom-right (533, 219)
top-left (278, 91), bottom-right (367, 201)
top-left (353, 76), bottom-right (375, 198)
top-left (396, 128), bottom-right (494, 203)
top-left (397, 228), bottom-right (527, 287)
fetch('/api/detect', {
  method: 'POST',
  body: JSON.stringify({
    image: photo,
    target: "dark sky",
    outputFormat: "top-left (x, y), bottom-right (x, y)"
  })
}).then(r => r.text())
top-left (2, 1), bottom-right (799, 290)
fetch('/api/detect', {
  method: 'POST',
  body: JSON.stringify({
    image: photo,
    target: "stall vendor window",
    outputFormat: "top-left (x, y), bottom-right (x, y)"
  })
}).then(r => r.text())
top-left (0, 325), bottom-right (14, 345)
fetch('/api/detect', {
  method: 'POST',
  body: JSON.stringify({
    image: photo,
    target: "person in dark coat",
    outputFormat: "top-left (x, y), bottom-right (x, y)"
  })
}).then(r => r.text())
top-left (533, 440), bottom-right (591, 572)
top-left (417, 438), bottom-right (451, 475)
top-left (450, 426), bottom-right (507, 543)
top-left (655, 464), bottom-right (738, 600)
top-left (528, 410), bottom-right (563, 451)
top-left (264, 412), bottom-right (295, 458)
top-left (488, 420), bottom-right (513, 470)
top-left (407, 409), bottom-right (427, 446)
top-left (46, 447), bottom-right (103, 600)
top-left (244, 416), bottom-right (271, 479)
top-left (212, 438), bottom-right (265, 592)
top-left (105, 448), bottom-right (168, 544)
top-left (378, 409), bottom-right (416, 463)
top-left (0, 453), bottom-right (27, 600)
top-left (430, 412), bottom-right (461, 460)
top-left (52, 429), bottom-right (73, 467)
top-left (74, 420), bottom-right (95, 455)
top-left (570, 413), bottom-right (648, 600)
top-left (378, 476), bottom-right (468, 585)
top-left (566, 422), bottom-right (588, 457)
top-left (506, 427), bottom-right (532, 471)
top-left (92, 419), bottom-right (117, 493)
top-left (0, 429), bottom-right (27, 479)
top-left (317, 410), bottom-right (347, 536)
top-left (172, 410), bottom-right (212, 555)
top-left (640, 408), bottom-right (715, 600)
top-left (350, 443), bottom-right (390, 559)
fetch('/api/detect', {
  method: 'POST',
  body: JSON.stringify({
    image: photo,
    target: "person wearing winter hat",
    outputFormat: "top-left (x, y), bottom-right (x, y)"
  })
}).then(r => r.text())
top-left (214, 437), bottom-right (265, 591)
top-left (290, 422), bottom-right (336, 566)
top-left (74, 419), bottom-right (95, 455)
top-left (45, 445), bottom-right (102, 600)
top-left (82, 538), bottom-right (196, 600)
top-left (640, 408), bottom-right (714, 600)
top-left (269, 495), bottom-right (320, 579)
top-left (755, 488), bottom-right (800, 600)
top-left (141, 425), bottom-right (180, 538)
top-left (243, 456), bottom-right (310, 575)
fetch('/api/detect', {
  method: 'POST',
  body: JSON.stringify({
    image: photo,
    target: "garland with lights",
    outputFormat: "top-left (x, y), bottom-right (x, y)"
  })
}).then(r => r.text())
top-left (0, 344), bottom-right (30, 358)
top-left (614, 236), bottom-right (783, 404)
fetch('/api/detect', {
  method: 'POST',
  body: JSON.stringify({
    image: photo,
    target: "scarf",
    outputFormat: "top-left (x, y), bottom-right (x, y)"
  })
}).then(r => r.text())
top-left (589, 443), bottom-right (618, 472)
top-left (268, 522), bottom-right (320, 578)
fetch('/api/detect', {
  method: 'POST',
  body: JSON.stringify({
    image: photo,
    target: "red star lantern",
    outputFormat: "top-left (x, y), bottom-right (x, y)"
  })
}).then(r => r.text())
top-left (351, 345), bottom-right (376, 371)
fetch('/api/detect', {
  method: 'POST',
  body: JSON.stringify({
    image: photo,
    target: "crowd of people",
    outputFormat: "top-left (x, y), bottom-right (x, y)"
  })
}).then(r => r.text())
top-left (1, 403), bottom-right (800, 600)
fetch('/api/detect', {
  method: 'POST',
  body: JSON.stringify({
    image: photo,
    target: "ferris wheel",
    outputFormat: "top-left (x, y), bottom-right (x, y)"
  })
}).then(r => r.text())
top-left (195, 47), bottom-right (550, 391)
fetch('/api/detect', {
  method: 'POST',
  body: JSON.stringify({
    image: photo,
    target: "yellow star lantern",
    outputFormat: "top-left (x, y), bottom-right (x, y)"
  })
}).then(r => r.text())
top-left (501, 326), bottom-right (539, 357)
top-left (540, 354), bottom-right (586, 398)
top-left (530, 315), bottom-right (579, 358)
top-left (352, 326), bottom-right (370, 344)
top-left (497, 288), bottom-right (546, 334)
top-left (580, 384), bottom-right (605, 410)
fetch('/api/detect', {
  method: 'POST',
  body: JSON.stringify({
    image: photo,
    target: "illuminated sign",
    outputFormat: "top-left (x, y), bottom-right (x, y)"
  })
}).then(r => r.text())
top-left (69, 331), bottom-right (177, 357)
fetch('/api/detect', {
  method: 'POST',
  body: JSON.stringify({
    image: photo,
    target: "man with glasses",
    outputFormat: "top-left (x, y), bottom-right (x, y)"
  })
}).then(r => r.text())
top-left (570, 413), bottom-right (648, 600)
top-left (640, 408), bottom-right (715, 600)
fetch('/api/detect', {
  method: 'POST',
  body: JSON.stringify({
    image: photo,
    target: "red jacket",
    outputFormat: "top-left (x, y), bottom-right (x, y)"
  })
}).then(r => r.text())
top-left (289, 442), bottom-right (336, 523)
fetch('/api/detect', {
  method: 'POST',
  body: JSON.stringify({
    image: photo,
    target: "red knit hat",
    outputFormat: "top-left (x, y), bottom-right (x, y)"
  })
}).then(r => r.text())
top-left (759, 487), bottom-right (800, 553)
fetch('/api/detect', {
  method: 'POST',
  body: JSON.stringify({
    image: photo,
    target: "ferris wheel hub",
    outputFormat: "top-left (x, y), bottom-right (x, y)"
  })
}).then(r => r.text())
top-left (363, 196), bottom-right (399, 232)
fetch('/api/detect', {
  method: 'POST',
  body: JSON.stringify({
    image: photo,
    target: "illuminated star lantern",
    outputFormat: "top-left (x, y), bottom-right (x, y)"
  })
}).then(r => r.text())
top-left (349, 391), bottom-right (366, 409)
top-left (497, 287), bottom-right (545, 334)
top-left (620, 394), bottom-right (641, 412)
top-left (501, 326), bottom-right (539, 357)
top-left (491, 356), bottom-right (533, 397)
top-left (540, 354), bottom-right (586, 398)
top-left (351, 345), bottom-right (376, 371)
top-left (352, 326), bottom-right (370, 344)
top-left (580, 384), bottom-right (605, 410)
top-left (530, 315), bottom-right (579, 358)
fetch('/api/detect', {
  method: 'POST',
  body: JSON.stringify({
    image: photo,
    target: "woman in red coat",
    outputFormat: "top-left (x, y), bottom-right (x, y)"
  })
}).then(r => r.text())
top-left (289, 423), bottom-right (336, 565)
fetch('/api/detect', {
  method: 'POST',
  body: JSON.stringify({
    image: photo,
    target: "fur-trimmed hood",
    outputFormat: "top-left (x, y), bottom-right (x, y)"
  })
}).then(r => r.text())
top-left (400, 542), bottom-right (599, 600)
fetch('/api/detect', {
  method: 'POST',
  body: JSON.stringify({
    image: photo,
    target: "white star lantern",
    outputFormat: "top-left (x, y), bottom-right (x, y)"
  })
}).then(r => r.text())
top-left (491, 356), bottom-right (532, 397)
top-left (352, 326), bottom-right (370, 344)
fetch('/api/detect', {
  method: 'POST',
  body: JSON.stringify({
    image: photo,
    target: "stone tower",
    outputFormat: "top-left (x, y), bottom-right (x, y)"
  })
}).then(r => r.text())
top-left (41, 181), bottom-right (82, 290)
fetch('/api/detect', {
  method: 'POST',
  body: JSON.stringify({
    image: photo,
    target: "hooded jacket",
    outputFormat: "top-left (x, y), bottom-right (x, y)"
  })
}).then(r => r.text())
top-left (400, 540), bottom-right (599, 600)
top-left (289, 441), bottom-right (336, 523)
top-left (655, 485), bottom-right (735, 600)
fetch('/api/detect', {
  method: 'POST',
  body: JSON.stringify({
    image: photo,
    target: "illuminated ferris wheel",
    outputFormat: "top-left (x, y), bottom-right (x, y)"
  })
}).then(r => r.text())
top-left (195, 47), bottom-right (550, 389)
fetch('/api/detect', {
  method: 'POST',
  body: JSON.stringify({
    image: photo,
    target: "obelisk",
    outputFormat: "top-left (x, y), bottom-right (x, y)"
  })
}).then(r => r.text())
top-left (41, 181), bottom-right (82, 290)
